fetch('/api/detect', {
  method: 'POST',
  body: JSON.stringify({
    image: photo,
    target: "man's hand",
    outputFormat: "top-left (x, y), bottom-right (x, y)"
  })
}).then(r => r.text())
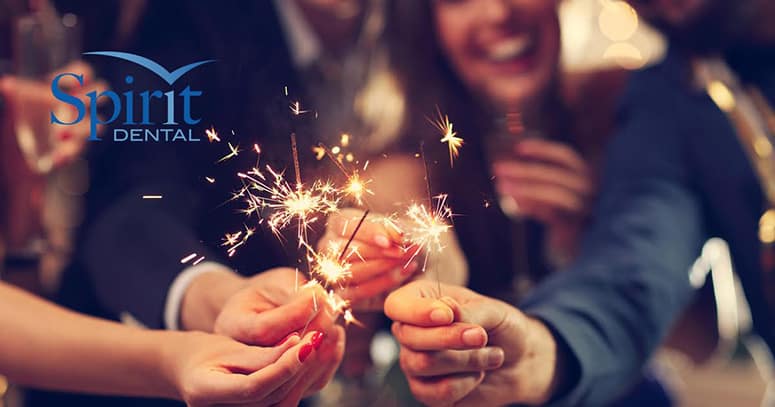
top-left (320, 208), bottom-right (418, 311)
top-left (385, 280), bottom-right (564, 406)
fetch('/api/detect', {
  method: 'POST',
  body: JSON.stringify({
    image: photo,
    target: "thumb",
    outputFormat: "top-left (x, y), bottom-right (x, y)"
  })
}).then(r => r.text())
top-left (441, 293), bottom-right (511, 334)
top-left (384, 280), bottom-right (455, 327)
top-left (237, 289), bottom-right (322, 346)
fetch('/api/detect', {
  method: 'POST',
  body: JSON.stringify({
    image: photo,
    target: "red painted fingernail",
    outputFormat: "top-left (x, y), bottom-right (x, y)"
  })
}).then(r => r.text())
top-left (277, 332), bottom-right (299, 346)
top-left (298, 343), bottom-right (314, 362)
top-left (311, 331), bottom-right (325, 350)
top-left (58, 130), bottom-right (72, 141)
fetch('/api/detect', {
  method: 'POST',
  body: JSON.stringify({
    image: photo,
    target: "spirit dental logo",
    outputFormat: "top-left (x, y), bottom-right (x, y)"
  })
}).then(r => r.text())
top-left (51, 51), bottom-right (214, 142)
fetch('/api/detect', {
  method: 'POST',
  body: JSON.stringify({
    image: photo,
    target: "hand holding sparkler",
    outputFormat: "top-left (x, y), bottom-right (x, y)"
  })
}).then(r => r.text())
top-left (206, 268), bottom-right (337, 346)
top-left (319, 208), bottom-right (420, 311)
top-left (385, 280), bottom-right (564, 407)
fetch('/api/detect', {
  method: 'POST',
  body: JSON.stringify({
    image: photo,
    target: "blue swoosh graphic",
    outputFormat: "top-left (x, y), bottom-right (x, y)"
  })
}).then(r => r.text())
top-left (84, 51), bottom-right (215, 85)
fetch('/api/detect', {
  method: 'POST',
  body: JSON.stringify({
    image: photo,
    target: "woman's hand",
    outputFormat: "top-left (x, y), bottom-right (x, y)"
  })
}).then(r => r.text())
top-left (163, 330), bottom-right (323, 406)
top-left (184, 267), bottom-right (347, 405)
top-left (319, 208), bottom-right (419, 311)
top-left (492, 138), bottom-right (595, 263)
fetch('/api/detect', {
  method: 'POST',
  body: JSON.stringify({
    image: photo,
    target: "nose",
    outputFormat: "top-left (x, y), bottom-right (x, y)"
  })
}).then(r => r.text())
top-left (479, 0), bottom-right (512, 24)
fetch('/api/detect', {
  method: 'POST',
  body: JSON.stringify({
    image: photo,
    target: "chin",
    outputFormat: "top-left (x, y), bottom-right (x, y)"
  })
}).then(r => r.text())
top-left (484, 79), bottom-right (547, 111)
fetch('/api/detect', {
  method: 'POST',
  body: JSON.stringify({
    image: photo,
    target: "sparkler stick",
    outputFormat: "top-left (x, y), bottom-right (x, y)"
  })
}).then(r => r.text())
top-left (339, 209), bottom-right (370, 262)
top-left (412, 142), bottom-right (448, 296)
top-left (291, 133), bottom-right (302, 188)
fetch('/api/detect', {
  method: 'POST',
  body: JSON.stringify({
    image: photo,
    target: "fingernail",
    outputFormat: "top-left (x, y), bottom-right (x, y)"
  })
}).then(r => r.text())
top-left (462, 328), bottom-right (487, 347)
top-left (298, 343), bottom-right (314, 362)
top-left (487, 348), bottom-right (505, 368)
top-left (429, 306), bottom-right (454, 324)
top-left (277, 332), bottom-right (299, 346)
top-left (382, 247), bottom-right (405, 258)
top-left (374, 235), bottom-right (391, 248)
top-left (311, 331), bottom-right (325, 350)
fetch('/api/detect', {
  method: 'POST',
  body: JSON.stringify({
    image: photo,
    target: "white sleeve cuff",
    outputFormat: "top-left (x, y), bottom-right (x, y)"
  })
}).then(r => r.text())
top-left (164, 262), bottom-right (236, 330)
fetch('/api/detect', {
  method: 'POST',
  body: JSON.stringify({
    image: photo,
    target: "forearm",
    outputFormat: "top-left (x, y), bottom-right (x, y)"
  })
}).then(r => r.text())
top-left (0, 283), bottom-right (179, 399)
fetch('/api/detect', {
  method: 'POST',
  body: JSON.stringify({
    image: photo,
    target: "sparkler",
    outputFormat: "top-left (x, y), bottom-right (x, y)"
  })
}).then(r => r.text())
top-left (430, 107), bottom-right (464, 167)
top-left (215, 94), bottom-right (460, 328)
top-left (402, 194), bottom-right (453, 272)
top-left (317, 142), bottom-right (374, 207)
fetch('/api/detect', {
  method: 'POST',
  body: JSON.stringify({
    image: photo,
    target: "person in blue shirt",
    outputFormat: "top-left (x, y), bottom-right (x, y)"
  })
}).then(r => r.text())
top-left (383, 0), bottom-right (775, 405)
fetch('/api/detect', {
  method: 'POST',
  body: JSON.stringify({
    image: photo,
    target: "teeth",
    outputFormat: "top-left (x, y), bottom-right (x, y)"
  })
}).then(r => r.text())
top-left (487, 35), bottom-right (533, 62)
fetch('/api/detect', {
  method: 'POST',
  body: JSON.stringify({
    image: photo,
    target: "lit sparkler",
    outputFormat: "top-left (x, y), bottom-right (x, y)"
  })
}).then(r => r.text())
top-left (430, 108), bottom-right (464, 167)
top-left (403, 194), bottom-right (453, 272)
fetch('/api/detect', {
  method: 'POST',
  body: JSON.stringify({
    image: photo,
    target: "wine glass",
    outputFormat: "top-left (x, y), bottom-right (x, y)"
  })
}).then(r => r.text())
top-left (12, 8), bottom-right (81, 174)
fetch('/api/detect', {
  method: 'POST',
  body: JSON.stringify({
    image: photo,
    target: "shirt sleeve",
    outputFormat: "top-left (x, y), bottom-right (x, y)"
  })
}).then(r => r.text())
top-left (521, 69), bottom-right (707, 406)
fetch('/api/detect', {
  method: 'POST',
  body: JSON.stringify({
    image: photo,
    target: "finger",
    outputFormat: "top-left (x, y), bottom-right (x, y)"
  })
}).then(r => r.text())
top-left (305, 325), bottom-right (345, 396)
top-left (228, 289), bottom-right (321, 346)
top-left (392, 322), bottom-right (488, 351)
top-left (236, 332), bottom-right (319, 400)
top-left (327, 209), bottom-right (403, 248)
top-left (515, 139), bottom-right (588, 174)
top-left (496, 181), bottom-right (586, 217)
top-left (320, 235), bottom-right (406, 260)
top-left (277, 325), bottom-right (345, 405)
top-left (407, 372), bottom-right (485, 406)
top-left (348, 258), bottom-right (412, 284)
top-left (192, 336), bottom-right (313, 405)
top-left (492, 161), bottom-right (592, 198)
top-left (223, 335), bottom-right (302, 374)
top-left (384, 281), bottom-right (455, 326)
top-left (400, 347), bottom-right (504, 377)
top-left (342, 263), bottom-right (417, 304)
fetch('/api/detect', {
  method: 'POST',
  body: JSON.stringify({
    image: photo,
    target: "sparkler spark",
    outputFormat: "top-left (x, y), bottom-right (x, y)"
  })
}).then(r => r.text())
top-left (403, 194), bottom-right (453, 271)
top-left (205, 127), bottom-right (220, 142)
top-left (430, 108), bottom-right (464, 167)
top-left (343, 172), bottom-right (373, 206)
top-left (289, 101), bottom-right (309, 116)
top-left (217, 142), bottom-right (241, 163)
top-left (308, 242), bottom-right (353, 287)
top-left (236, 165), bottom-right (339, 248)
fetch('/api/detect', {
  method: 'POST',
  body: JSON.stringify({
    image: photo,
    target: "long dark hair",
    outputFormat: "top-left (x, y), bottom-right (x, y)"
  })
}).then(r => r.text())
top-left (385, 0), bottom-right (572, 151)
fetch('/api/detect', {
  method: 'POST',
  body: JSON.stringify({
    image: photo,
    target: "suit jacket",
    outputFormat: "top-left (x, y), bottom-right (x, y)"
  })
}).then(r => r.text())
top-left (522, 45), bottom-right (775, 406)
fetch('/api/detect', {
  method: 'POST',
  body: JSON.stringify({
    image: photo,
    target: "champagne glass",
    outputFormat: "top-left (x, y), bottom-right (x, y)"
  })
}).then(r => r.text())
top-left (12, 7), bottom-right (80, 174)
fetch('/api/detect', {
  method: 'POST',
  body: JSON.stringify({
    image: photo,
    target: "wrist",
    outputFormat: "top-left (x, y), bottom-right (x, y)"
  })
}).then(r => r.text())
top-left (180, 268), bottom-right (245, 332)
top-left (512, 317), bottom-right (566, 405)
top-left (135, 330), bottom-right (187, 401)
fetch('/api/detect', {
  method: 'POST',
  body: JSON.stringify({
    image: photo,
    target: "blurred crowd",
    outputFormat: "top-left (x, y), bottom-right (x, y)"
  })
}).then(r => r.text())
top-left (0, 0), bottom-right (774, 406)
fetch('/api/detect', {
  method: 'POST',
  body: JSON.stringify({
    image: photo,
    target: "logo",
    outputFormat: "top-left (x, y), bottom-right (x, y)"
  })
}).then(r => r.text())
top-left (51, 51), bottom-right (215, 142)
